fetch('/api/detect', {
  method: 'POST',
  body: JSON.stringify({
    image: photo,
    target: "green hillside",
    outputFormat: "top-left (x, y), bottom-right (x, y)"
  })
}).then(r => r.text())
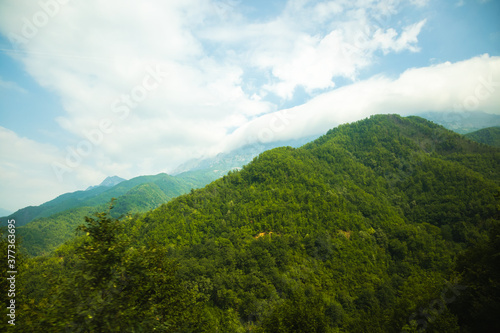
top-left (16, 182), bottom-right (171, 257)
top-left (15, 173), bottom-right (213, 256)
top-left (465, 126), bottom-right (500, 147)
top-left (3, 115), bottom-right (499, 332)
top-left (12, 161), bottom-right (260, 256)
top-left (1, 173), bottom-right (196, 227)
top-left (0, 186), bottom-right (109, 227)
top-left (14, 206), bottom-right (97, 257)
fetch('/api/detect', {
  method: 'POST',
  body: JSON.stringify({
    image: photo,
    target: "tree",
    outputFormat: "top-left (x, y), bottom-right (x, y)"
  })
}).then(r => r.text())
top-left (451, 221), bottom-right (500, 332)
top-left (19, 202), bottom-right (210, 332)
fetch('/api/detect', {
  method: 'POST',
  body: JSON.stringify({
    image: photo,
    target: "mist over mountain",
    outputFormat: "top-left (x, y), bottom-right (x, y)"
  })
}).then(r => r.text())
top-left (173, 136), bottom-right (320, 176)
top-left (417, 111), bottom-right (500, 134)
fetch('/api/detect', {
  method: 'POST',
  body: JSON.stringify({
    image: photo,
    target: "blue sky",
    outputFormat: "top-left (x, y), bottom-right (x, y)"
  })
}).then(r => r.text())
top-left (0, 0), bottom-right (499, 212)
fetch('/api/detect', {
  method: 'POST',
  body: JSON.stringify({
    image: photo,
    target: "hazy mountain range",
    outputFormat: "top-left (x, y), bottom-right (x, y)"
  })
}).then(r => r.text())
top-left (415, 111), bottom-right (500, 134)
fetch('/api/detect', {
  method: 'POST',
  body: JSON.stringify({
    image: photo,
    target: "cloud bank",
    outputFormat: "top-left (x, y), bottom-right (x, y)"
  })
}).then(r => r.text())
top-left (220, 54), bottom-right (500, 152)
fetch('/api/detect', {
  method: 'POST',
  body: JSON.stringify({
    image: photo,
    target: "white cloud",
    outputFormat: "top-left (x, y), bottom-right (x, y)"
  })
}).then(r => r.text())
top-left (219, 54), bottom-right (500, 152)
top-left (0, 127), bottom-right (97, 211)
top-left (370, 19), bottom-right (426, 53)
top-left (202, 0), bottom-right (428, 99)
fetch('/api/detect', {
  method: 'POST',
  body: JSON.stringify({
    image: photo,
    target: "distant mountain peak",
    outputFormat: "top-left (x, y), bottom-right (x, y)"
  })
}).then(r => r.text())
top-left (86, 176), bottom-right (126, 191)
top-left (100, 176), bottom-right (126, 187)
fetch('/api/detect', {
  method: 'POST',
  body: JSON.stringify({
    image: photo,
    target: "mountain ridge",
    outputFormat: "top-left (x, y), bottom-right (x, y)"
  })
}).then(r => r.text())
top-left (5, 111), bottom-right (498, 227)
top-left (1, 172), bottom-right (204, 227)
top-left (86, 175), bottom-right (126, 191)
top-left (464, 126), bottom-right (500, 147)
top-left (8, 114), bottom-right (500, 332)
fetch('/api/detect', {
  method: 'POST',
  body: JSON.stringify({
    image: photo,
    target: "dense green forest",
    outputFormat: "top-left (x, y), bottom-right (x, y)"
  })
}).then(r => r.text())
top-left (0, 172), bottom-right (215, 228)
top-left (5, 172), bottom-right (229, 256)
top-left (9, 175), bottom-right (197, 256)
top-left (1, 114), bottom-right (499, 332)
top-left (465, 126), bottom-right (500, 148)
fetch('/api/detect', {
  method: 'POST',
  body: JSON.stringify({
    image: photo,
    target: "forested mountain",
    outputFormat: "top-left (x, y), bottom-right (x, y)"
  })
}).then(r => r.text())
top-left (0, 173), bottom-right (212, 226)
top-left (465, 126), bottom-right (500, 147)
top-left (14, 173), bottom-right (217, 256)
top-left (1, 182), bottom-right (111, 228)
top-left (5, 137), bottom-right (318, 230)
top-left (172, 136), bottom-right (320, 179)
top-left (2, 114), bottom-right (499, 332)
top-left (9, 137), bottom-right (319, 256)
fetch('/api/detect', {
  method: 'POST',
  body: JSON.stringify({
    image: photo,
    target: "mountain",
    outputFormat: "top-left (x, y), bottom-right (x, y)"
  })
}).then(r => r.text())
top-left (173, 136), bottom-right (320, 180)
top-left (1, 185), bottom-right (110, 227)
top-left (10, 114), bottom-right (499, 332)
top-left (417, 111), bottom-right (500, 134)
top-left (3, 137), bottom-right (317, 229)
top-left (141, 113), bottom-right (499, 249)
top-left (465, 126), bottom-right (500, 147)
top-left (15, 172), bottom-right (213, 255)
top-left (1, 172), bottom-right (207, 228)
top-left (9, 138), bottom-right (321, 255)
top-left (1, 176), bottom-right (126, 227)
top-left (86, 175), bottom-right (126, 190)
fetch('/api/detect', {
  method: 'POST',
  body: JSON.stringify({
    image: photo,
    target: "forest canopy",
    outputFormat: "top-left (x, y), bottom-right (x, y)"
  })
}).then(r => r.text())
top-left (2, 114), bottom-right (499, 332)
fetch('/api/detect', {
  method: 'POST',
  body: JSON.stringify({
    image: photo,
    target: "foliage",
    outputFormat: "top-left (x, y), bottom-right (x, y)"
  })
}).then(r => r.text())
top-left (16, 175), bottom-right (212, 256)
top-left (5, 114), bottom-right (500, 332)
top-left (451, 219), bottom-right (500, 332)
top-left (1, 172), bottom-right (214, 228)
top-left (14, 202), bottom-right (209, 332)
top-left (464, 126), bottom-right (500, 148)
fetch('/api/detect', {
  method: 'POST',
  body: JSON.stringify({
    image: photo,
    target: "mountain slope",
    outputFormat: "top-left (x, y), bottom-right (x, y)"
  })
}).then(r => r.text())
top-left (127, 114), bottom-right (498, 331)
top-left (16, 173), bottom-right (210, 255)
top-left (12, 114), bottom-right (500, 332)
top-left (142, 114), bottom-right (498, 244)
top-left (3, 137), bottom-right (317, 229)
top-left (1, 172), bottom-right (205, 227)
top-left (0, 185), bottom-right (109, 227)
top-left (465, 126), bottom-right (500, 147)
top-left (11, 139), bottom-right (322, 255)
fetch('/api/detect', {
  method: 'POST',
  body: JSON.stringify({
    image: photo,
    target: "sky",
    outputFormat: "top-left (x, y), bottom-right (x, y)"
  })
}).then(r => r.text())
top-left (0, 0), bottom-right (499, 212)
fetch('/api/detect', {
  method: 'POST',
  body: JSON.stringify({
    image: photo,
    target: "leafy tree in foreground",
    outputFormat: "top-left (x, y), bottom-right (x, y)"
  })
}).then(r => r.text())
top-left (18, 202), bottom-right (209, 332)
